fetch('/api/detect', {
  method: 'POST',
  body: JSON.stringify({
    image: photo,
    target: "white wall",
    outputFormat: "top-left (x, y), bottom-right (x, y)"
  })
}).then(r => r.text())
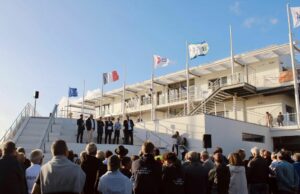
top-left (204, 114), bottom-right (272, 158)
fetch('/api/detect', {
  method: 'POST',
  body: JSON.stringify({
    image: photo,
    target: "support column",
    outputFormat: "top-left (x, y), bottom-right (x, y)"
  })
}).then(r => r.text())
top-left (214, 101), bottom-right (217, 115)
top-left (233, 93), bottom-right (237, 119)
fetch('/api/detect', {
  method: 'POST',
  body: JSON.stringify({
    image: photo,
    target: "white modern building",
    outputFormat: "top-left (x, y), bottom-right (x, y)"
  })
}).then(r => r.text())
top-left (60, 43), bottom-right (300, 154)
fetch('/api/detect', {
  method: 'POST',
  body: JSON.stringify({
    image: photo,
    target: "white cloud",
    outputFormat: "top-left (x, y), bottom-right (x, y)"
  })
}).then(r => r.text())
top-left (270, 18), bottom-right (278, 25)
top-left (243, 17), bottom-right (257, 28)
top-left (229, 1), bottom-right (241, 15)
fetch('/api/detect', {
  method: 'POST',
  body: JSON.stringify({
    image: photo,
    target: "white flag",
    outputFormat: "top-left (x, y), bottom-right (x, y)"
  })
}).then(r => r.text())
top-left (188, 41), bottom-right (209, 59)
top-left (153, 55), bottom-right (170, 69)
top-left (291, 7), bottom-right (300, 28)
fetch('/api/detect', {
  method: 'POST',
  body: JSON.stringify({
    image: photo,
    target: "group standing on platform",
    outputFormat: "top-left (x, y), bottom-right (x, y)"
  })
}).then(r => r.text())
top-left (77, 114), bottom-right (135, 145)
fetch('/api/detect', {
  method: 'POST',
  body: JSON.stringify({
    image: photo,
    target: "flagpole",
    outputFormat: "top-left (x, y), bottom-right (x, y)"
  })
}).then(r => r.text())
top-left (82, 80), bottom-right (85, 116)
top-left (151, 60), bottom-right (155, 121)
top-left (230, 25), bottom-right (234, 81)
top-left (287, 3), bottom-right (300, 127)
top-left (101, 75), bottom-right (104, 117)
top-left (186, 41), bottom-right (190, 115)
top-left (123, 64), bottom-right (126, 120)
top-left (67, 88), bottom-right (69, 118)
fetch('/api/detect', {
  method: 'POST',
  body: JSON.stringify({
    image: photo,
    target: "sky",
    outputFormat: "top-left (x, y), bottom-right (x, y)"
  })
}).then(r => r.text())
top-left (0, 0), bottom-right (299, 135)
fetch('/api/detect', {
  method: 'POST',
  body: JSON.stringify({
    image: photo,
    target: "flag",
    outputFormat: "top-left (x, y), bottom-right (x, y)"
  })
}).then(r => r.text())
top-left (153, 55), bottom-right (171, 69)
top-left (103, 70), bottom-right (119, 85)
top-left (68, 87), bottom-right (78, 97)
top-left (291, 7), bottom-right (300, 28)
top-left (188, 41), bottom-right (209, 59)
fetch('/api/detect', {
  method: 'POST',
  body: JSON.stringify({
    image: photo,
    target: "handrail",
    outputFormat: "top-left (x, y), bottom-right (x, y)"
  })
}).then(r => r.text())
top-left (39, 104), bottom-right (58, 153)
top-left (0, 103), bottom-right (35, 143)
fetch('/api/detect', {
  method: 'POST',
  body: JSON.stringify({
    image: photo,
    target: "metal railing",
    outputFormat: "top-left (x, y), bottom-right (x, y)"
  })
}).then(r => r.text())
top-left (39, 104), bottom-right (58, 152)
top-left (0, 103), bottom-right (35, 143)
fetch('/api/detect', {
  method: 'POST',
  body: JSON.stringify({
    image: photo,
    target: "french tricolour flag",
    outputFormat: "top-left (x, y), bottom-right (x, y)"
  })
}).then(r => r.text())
top-left (103, 70), bottom-right (119, 85)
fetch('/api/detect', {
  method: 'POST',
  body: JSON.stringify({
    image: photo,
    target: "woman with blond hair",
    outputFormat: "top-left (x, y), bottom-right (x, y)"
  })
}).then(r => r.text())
top-left (227, 152), bottom-right (248, 194)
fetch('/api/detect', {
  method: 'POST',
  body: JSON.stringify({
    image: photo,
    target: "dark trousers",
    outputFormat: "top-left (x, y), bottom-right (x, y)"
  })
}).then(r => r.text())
top-left (248, 183), bottom-right (268, 194)
top-left (77, 129), bottom-right (84, 143)
top-left (113, 130), bottom-right (120, 144)
top-left (105, 130), bottom-right (113, 144)
top-left (172, 144), bottom-right (179, 156)
top-left (124, 130), bottom-right (133, 144)
top-left (97, 131), bottom-right (103, 144)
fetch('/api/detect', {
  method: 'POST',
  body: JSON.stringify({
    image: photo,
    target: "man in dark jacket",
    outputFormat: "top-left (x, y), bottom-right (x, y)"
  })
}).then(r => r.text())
top-left (0, 141), bottom-right (27, 194)
top-left (97, 117), bottom-right (104, 144)
top-left (77, 114), bottom-right (85, 143)
top-left (81, 143), bottom-right (101, 194)
top-left (86, 114), bottom-right (96, 143)
top-left (247, 147), bottom-right (269, 194)
top-left (123, 115), bottom-right (134, 145)
top-left (132, 141), bottom-right (162, 194)
top-left (208, 152), bottom-right (230, 194)
top-left (182, 151), bottom-right (209, 194)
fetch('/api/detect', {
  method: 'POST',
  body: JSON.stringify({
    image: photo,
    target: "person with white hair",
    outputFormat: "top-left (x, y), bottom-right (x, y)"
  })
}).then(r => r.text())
top-left (81, 143), bottom-right (102, 194)
top-left (247, 147), bottom-right (269, 194)
top-left (26, 149), bottom-right (43, 194)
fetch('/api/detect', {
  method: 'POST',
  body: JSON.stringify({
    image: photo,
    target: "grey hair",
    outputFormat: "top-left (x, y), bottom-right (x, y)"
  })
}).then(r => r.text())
top-left (251, 147), bottom-right (260, 156)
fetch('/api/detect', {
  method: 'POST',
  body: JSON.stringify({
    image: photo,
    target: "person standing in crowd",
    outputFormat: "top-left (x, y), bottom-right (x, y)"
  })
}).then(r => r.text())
top-left (105, 117), bottom-right (114, 144)
top-left (81, 143), bottom-right (101, 194)
top-left (113, 117), bottom-right (121, 144)
top-left (132, 141), bottom-right (162, 194)
top-left (201, 150), bottom-right (214, 172)
top-left (98, 155), bottom-right (132, 194)
top-left (123, 115), bottom-right (134, 145)
top-left (86, 114), bottom-right (96, 143)
top-left (26, 149), bottom-right (43, 194)
top-left (17, 147), bottom-right (31, 169)
top-left (172, 131), bottom-right (182, 156)
top-left (97, 117), bottom-right (104, 144)
top-left (161, 152), bottom-right (185, 194)
top-left (77, 114), bottom-right (85, 143)
top-left (120, 156), bottom-right (132, 178)
top-left (0, 141), bottom-right (27, 194)
top-left (115, 145), bottom-right (129, 160)
top-left (247, 147), bottom-right (269, 194)
top-left (32, 140), bottom-right (86, 194)
top-left (182, 151), bottom-right (208, 194)
top-left (214, 147), bottom-right (229, 165)
top-left (208, 152), bottom-right (231, 194)
top-left (277, 112), bottom-right (284, 126)
top-left (227, 153), bottom-right (248, 194)
top-left (275, 151), bottom-right (299, 194)
top-left (293, 153), bottom-right (300, 194)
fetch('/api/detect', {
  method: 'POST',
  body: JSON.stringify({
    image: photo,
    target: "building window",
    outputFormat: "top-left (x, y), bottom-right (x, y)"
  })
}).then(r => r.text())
top-left (242, 133), bottom-right (265, 143)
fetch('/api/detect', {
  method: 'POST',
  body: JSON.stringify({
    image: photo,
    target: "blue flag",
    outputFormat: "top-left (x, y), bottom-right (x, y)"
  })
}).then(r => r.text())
top-left (68, 87), bottom-right (78, 97)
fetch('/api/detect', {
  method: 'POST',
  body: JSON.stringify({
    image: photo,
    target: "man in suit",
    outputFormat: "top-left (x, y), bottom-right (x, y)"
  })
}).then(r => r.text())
top-left (97, 117), bottom-right (104, 144)
top-left (123, 115), bottom-right (134, 145)
top-left (86, 114), bottom-right (96, 143)
top-left (77, 114), bottom-right (85, 143)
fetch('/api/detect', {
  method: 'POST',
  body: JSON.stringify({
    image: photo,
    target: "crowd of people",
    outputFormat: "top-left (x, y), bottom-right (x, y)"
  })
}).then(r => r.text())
top-left (0, 139), bottom-right (300, 194)
top-left (77, 114), bottom-right (135, 145)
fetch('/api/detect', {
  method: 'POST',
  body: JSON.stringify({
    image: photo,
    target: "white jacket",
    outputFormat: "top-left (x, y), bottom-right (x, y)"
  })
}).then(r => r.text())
top-left (228, 165), bottom-right (248, 194)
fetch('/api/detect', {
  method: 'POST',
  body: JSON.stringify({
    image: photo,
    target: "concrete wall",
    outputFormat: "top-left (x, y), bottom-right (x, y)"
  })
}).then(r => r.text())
top-left (204, 114), bottom-right (272, 157)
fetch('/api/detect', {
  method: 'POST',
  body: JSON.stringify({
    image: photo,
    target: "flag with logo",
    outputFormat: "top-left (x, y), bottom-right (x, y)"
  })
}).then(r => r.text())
top-left (291, 7), bottom-right (300, 28)
top-left (103, 70), bottom-right (119, 85)
top-left (153, 55), bottom-right (171, 69)
top-left (188, 41), bottom-right (209, 59)
top-left (68, 87), bottom-right (78, 97)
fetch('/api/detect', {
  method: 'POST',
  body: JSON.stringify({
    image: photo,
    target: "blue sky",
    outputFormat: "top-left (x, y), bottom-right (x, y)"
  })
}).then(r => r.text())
top-left (0, 0), bottom-right (299, 133)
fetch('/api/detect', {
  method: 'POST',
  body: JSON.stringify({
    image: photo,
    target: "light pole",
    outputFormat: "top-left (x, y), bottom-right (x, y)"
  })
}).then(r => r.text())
top-left (34, 91), bottom-right (39, 117)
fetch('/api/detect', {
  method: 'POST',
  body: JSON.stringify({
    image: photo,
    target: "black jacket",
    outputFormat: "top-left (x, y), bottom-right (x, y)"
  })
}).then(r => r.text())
top-left (105, 121), bottom-right (113, 132)
top-left (0, 155), bottom-right (27, 194)
top-left (182, 161), bottom-right (209, 194)
top-left (85, 118), bottom-right (95, 131)
top-left (132, 154), bottom-right (162, 194)
top-left (247, 156), bottom-right (269, 184)
top-left (77, 118), bottom-right (85, 130)
top-left (161, 164), bottom-right (185, 194)
top-left (81, 155), bottom-right (101, 194)
top-left (123, 119), bottom-right (134, 131)
top-left (97, 120), bottom-right (104, 133)
top-left (208, 164), bottom-right (231, 194)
